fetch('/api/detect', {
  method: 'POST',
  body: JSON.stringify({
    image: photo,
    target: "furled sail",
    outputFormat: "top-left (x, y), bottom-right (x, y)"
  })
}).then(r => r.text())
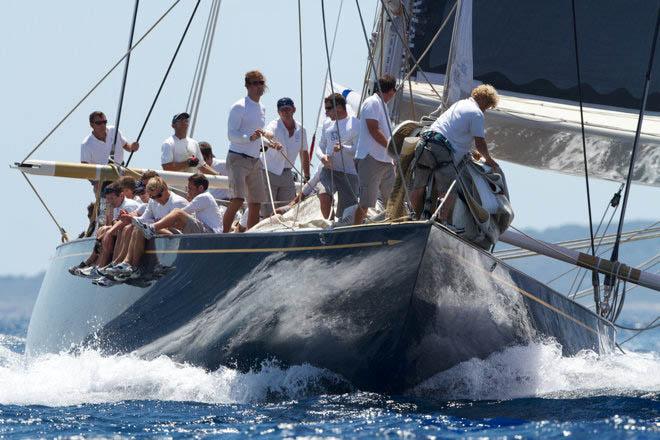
top-left (400, 0), bottom-right (660, 187)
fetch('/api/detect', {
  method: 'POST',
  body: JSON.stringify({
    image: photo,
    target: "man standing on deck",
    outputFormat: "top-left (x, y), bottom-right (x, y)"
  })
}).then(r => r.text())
top-left (316, 93), bottom-right (359, 219)
top-left (261, 97), bottom-right (311, 216)
top-left (222, 70), bottom-right (279, 232)
top-left (410, 84), bottom-right (500, 220)
top-left (353, 75), bottom-right (397, 225)
top-left (161, 113), bottom-right (218, 175)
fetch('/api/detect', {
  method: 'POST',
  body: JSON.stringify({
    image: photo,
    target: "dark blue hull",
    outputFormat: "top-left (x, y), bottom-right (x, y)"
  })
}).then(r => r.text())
top-left (26, 222), bottom-right (614, 392)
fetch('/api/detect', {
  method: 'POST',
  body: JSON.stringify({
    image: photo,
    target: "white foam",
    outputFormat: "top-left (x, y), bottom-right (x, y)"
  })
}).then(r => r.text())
top-left (413, 340), bottom-right (660, 400)
top-left (0, 337), bottom-right (342, 407)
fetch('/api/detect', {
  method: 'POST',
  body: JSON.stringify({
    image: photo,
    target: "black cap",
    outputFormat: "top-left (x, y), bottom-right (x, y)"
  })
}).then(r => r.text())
top-left (277, 97), bottom-right (295, 109)
top-left (172, 112), bottom-right (190, 124)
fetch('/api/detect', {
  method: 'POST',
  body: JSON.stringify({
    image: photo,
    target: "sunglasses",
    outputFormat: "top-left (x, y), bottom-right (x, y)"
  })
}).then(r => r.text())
top-left (324, 106), bottom-right (334, 111)
top-left (149, 190), bottom-right (164, 200)
top-left (249, 80), bottom-right (265, 86)
top-left (93, 120), bottom-right (108, 125)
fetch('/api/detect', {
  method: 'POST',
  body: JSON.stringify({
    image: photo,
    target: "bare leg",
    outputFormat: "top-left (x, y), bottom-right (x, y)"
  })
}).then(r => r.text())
top-left (410, 187), bottom-right (425, 218)
top-left (97, 234), bottom-right (116, 268)
top-left (246, 202), bottom-right (261, 229)
top-left (353, 206), bottom-right (367, 225)
top-left (127, 228), bottom-right (146, 267)
top-left (318, 193), bottom-right (333, 219)
top-left (223, 198), bottom-right (244, 233)
top-left (150, 209), bottom-right (189, 232)
top-left (113, 225), bottom-right (133, 264)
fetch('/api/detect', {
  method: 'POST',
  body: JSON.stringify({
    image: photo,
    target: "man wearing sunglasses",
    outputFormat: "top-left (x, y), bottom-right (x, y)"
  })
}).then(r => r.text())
top-left (223, 70), bottom-right (277, 232)
top-left (81, 110), bottom-right (139, 166)
top-left (109, 177), bottom-right (188, 279)
top-left (161, 113), bottom-right (217, 175)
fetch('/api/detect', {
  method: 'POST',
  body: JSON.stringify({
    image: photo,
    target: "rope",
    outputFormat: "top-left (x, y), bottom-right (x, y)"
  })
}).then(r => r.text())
top-left (110, 0), bottom-right (140, 164)
top-left (570, 0), bottom-right (600, 311)
top-left (21, 173), bottom-right (69, 243)
top-left (126, 0), bottom-right (202, 167)
top-left (294, 0), bottom-right (305, 224)
top-left (190, 0), bottom-right (221, 137)
top-left (186, 0), bottom-right (216, 111)
top-left (607, 5), bottom-right (660, 274)
top-left (355, 0), bottom-right (414, 216)
top-left (21, 0), bottom-right (183, 163)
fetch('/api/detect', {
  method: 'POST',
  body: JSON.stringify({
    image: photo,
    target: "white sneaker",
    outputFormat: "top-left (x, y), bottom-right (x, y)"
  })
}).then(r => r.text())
top-left (131, 217), bottom-right (156, 240)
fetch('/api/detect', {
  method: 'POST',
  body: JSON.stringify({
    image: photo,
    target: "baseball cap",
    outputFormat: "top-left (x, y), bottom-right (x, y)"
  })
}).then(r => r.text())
top-left (172, 112), bottom-right (190, 124)
top-left (134, 181), bottom-right (146, 195)
top-left (277, 97), bottom-right (295, 109)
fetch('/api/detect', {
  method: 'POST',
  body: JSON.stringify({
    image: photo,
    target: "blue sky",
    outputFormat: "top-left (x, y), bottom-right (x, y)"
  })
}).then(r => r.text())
top-left (1, 1), bottom-right (658, 276)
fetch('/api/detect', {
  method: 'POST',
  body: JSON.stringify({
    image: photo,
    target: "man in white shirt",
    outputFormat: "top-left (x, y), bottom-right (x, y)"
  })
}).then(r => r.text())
top-left (316, 93), bottom-right (359, 219)
top-left (111, 177), bottom-right (188, 278)
top-left (161, 113), bottom-right (218, 175)
top-left (223, 70), bottom-right (278, 232)
top-left (81, 111), bottom-right (139, 166)
top-left (133, 173), bottom-right (224, 238)
top-left (200, 141), bottom-right (231, 201)
top-left (353, 75), bottom-right (397, 225)
top-left (261, 97), bottom-right (311, 216)
top-left (410, 84), bottom-right (500, 219)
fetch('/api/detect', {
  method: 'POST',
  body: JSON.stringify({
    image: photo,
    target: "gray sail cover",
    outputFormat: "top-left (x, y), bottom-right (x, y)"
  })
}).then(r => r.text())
top-left (400, 0), bottom-right (660, 187)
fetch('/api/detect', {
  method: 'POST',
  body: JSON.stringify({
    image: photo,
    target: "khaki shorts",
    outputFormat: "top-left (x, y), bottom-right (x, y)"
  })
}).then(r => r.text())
top-left (261, 169), bottom-right (297, 216)
top-left (356, 155), bottom-right (395, 209)
top-left (318, 168), bottom-right (358, 218)
top-left (412, 139), bottom-right (456, 192)
top-left (182, 213), bottom-right (213, 234)
top-left (226, 151), bottom-right (267, 203)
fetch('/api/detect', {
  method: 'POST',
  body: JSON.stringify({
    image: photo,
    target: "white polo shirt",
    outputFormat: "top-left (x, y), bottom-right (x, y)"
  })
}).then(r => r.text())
top-left (356, 94), bottom-right (393, 163)
top-left (161, 135), bottom-right (205, 173)
top-left (316, 116), bottom-right (359, 175)
top-left (227, 96), bottom-right (266, 158)
top-left (139, 192), bottom-right (189, 224)
top-left (111, 197), bottom-right (141, 221)
top-left (183, 191), bottom-right (223, 233)
top-left (81, 126), bottom-right (128, 164)
top-left (262, 118), bottom-right (308, 176)
top-left (430, 97), bottom-right (485, 160)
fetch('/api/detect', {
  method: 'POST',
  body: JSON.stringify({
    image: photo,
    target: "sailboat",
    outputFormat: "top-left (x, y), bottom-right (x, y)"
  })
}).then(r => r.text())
top-left (12, 0), bottom-right (660, 393)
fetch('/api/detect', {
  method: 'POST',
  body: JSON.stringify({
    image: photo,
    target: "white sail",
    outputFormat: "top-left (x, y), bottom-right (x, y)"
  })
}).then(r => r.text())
top-left (441, 0), bottom-right (473, 111)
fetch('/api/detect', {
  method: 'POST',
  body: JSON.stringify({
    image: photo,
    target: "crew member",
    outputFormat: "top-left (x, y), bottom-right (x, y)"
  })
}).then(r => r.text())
top-left (353, 75), bottom-right (397, 225)
top-left (261, 97), bottom-right (310, 216)
top-left (316, 93), bottom-right (359, 219)
top-left (223, 70), bottom-right (276, 232)
top-left (200, 141), bottom-right (230, 201)
top-left (81, 110), bottom-right (139, 166)
top-left (410, 84), bottom-right (500, 220)
top-left (161, 113), bottom-right (217, 175)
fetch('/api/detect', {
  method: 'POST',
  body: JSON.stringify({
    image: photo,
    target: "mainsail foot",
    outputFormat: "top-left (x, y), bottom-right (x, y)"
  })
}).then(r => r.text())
top-left (12, 159), bottom-right (229, 190)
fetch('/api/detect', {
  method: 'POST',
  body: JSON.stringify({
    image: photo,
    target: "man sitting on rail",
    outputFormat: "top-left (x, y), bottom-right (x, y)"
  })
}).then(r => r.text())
top-left (132, 173), bottom-right (223, 238)
top-left (107, 177), bottom-right (188, 279)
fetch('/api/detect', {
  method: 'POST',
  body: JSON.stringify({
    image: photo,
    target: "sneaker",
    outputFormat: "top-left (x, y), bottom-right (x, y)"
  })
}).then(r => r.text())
top-left (131, 217), bottom-right (156, 240)
top-left (92, 276), bottom-right (119, 287)
top-left (111, 262), bottom-right (135, 278)
top-left (97, 264), bottom-right (116, 277)
top-left (68, 261), bottom-right (87, 276)
top-left (79, 266), bottom-right (102, 278)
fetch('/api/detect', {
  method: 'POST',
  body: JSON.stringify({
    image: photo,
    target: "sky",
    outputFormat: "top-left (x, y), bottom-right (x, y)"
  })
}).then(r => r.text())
top-left (1, 0), bottom-right (658, 276)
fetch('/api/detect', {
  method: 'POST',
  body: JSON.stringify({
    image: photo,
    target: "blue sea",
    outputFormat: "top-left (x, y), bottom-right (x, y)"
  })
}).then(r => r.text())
top-left (0, 315), bottom-right (658, 438)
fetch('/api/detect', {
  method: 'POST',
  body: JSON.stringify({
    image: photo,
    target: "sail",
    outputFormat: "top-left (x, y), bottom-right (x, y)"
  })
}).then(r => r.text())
top-left (441, 0), bottom-right (473, 111)
top-left (400, 0), bottom-right (660, 187)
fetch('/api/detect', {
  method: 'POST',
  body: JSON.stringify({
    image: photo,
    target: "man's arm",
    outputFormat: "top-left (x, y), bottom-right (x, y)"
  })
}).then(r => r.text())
top-left (474, 137), bottom-right (498, 168)
top-left (122, 141), bottom-right (139, 152)
top-left (300, 150), bottom-right (311, 180)
top-left (366, 119), bottom-right (388, 148)
top-left (162, 161), bottom-right (193, 172)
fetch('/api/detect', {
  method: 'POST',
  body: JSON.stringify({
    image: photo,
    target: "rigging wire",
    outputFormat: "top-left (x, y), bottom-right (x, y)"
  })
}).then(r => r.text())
top-left (21, 173), bottom-right (69, 243)
top-left (606, 5), bottom-right (660, 287)
top-left (126, 0), bottom-right (202, 167)
top-left (110, 0), bottom-right (140, 164)
top-left (21, 0), bottom-right (183, 164)
top-left (569, 0), bottom-right (600, 311)
top-left (186, 0), bottom-right (216, 112)
top-left (355, 0), bottom-right (414, 216)
top-left (190, 0), bottom-right (221, 137)
top-left (619, 316), bottom-right (660, 345)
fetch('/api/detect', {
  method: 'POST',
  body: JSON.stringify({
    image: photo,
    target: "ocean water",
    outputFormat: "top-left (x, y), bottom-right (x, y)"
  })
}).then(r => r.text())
top-left (0, 318), bottom-right (658, 438)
